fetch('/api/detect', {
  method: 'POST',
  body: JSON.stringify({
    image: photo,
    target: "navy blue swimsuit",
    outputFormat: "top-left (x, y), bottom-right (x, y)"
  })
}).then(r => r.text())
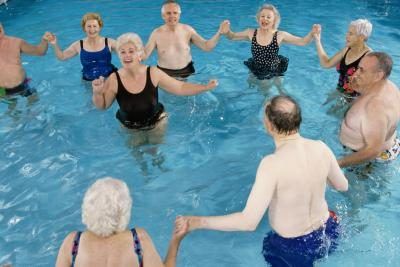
top-left (244, 30), bottom-right (289, 80)
top-left (80, 38), bottom-right (115, 81)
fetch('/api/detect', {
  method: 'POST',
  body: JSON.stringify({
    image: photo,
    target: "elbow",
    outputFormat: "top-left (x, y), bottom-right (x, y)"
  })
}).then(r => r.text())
top-left (337, 181), bottom-right (349, 192)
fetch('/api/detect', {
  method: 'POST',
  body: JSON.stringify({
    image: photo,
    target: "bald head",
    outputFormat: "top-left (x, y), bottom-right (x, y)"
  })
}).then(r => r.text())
top-left (265, 95), bottom-right (302, 134)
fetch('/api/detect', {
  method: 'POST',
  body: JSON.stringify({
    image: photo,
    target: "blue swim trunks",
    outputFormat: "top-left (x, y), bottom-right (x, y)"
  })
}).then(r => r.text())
top-left (262, 211), bottom-right (340, 267)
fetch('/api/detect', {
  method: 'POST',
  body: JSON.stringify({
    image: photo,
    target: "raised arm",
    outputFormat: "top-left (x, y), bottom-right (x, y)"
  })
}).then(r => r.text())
top-left (164, 219), bottom-right (189, 267)
top-left (179, 157), bottom-right (276, 232)
top-left (92, 73), bottom-right (118, 109)
top-left (20, 32), bottom-right (50, 56)
top-left (222, 20), bottom-right (253, 41)
top-left (190, 21), bottom-right (224, 51)
top-left (313, 24), bottom-right (346, 68)
top-left (48, 33), bottom-right (80, 61)
top-left (280, 24), bottom-right (318, 46)
top-left (108, 38), bottom-right (117, 52)
top-left (153, 67), bottom-right (217, 96)
top-left (338, 101), bottom-right (388, 168)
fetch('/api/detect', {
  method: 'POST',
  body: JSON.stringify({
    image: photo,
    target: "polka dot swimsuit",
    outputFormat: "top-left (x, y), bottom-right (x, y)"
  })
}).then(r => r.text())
top-left (251, 29), bottom-right (281, 68)
top-left (244, 29), bottom-right (289, 79)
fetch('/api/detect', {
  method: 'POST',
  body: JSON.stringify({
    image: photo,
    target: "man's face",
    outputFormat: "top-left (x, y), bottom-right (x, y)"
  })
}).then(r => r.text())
top-left (162, 3), bottom-right (181, 26)
top-left (352, 56), bottom-right (381, 92)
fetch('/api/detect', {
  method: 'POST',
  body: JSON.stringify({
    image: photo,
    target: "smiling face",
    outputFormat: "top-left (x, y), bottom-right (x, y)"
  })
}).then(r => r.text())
top-left (257, 9), bottom-right (276, 30)
top-left (84, 19), bottom-right (101, 37)
top-left (118, 42), bottom-right (140, 66)
top-left (162, 3), bottom-right (181, 26)
top-left (351, 56), bottom-right (381, 92)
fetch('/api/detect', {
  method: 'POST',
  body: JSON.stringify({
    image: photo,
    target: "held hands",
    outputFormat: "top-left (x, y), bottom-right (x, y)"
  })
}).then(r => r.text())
top-left (219, 20), bottom-right (231, 35)
top-left (43, 32), bottom-right (57, 45)
top-left (92, 76), bottom-right (105, 95)
top-left (312, 24), bottom-right (321, 42)
top-left (172, 216), bottom-right (190, 241)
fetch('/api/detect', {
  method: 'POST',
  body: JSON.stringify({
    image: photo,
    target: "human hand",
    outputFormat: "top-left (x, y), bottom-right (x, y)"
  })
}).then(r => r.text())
top-left (219, 20), bottom-right (231, 35)
top-left (43, 32), bottom-right (55, 43)
top-left (92, 76), bottom-right (105, 94)
top-left (205, 79), bottom-right (218, 90)
top-left (312, 24), bottom-right (321, 41)
top-left (173, 216), bottom-right (190, 241)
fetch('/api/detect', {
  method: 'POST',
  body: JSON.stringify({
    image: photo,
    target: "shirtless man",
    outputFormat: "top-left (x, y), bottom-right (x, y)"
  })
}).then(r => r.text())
top-left (144, 0), bottom-right (226, 78)
top-left (176, 95), bottom-right (348, 266)
top-left (339, 52), bottom-right (400, 167)
top-left (0, 22), bottom-right (49, 96)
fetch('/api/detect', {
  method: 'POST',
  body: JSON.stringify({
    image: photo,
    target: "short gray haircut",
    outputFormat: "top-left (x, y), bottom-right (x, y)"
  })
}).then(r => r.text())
top-left (367, 51), bottom-right (393, 79)
top-left (82, 177), bottom-right (132, 237)
top-left (350, 19), bottom-right (372, 40)
top-left (161, 1), bottom-right (181, 14)
top-left (256, 4), bottom-right (281, 30)
top-left (116, 33), bottom-right (144, 57)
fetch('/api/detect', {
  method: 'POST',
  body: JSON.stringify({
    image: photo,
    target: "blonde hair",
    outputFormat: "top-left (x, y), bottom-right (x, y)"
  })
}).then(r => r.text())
top-left (256, 4), bottom-right (281, 30)
top-left (350, 19), bottom-right (372, 40)
top-left (81, 12), bottom-right (103, 30)
top-left (116, 33), bottom-right (145, 58)
top-left (82, 177), bottom-right (132, 237)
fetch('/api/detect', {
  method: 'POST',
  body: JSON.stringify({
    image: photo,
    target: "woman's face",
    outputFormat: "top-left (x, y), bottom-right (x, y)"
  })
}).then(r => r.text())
top-left (84, 19), bottom-right (101, 37)
top-left (258, 9), bottom-right (275, 30)
top-left (346, 26), bottom-right (364, 46)
top-left (118, 42), bottom-right (140, 66)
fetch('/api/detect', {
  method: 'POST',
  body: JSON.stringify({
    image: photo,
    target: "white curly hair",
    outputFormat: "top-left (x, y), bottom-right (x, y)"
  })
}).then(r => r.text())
top-left (82, 177), bottom-right (132, 237)
top-left (350, 19), bottom-right (373, 40)
top-left (116, 32), bottom-right (145, 58)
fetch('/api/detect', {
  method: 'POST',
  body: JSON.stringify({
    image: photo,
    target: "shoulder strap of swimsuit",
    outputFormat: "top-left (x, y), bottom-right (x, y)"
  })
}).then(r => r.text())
top-left (131, 228), bottom-right (144, 267)
top-left (71, 231), bottom-right (82, 267)
top-left (105, 37), bottom-right (108, 47)
top-left (79, 40), bottom-right (83, 49)
top-left (253, 29), bottom-right (257, 38)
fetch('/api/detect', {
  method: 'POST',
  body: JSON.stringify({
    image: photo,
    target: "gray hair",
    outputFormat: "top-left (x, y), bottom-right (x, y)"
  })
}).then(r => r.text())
top-left (350, 19), bottom-right (372, 40)
top-left (82, 177), bottom-right (132, 237)
top-left (161, 1), bottom-right (181, 14)
top-left (367, 51), bottom-right (393, 79)
top-left (256, 4), bottom-right (281, 30)
top-left (116, 33), bottom-right (144, 57)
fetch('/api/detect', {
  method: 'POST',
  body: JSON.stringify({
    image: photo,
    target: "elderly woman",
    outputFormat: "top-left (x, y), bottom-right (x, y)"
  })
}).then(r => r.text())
top-left (47, 13), bottom-right (116, 81)
top-left (220, 4), bottom-right (316, 80)
top-left (314, 19), bottom-right (372, 101)
top-left (91, 32), bottom-right (217, 131)
top-left (55, 177), bottom-right (186, 267)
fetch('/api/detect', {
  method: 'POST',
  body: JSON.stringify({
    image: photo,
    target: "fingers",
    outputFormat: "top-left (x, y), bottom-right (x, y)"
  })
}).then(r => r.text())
top-left (208, 79), bottom-right (219, 89)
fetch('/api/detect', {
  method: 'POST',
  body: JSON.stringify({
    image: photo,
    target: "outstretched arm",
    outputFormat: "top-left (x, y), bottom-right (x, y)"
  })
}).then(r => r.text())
top-left (48, 33), bottom-right (79, 61)
top-left (92, 73), bottom-right (118, 109)
top-left (164, 219), bottom-right (189, 267)
top-left (313, 24), bottom-right (346, 68)
top-left (222, 20), bottom-right (252, 41)
top-left (280, 24), bottom-right (317, 46)
top-left (338, 101), bottom-right (388, 167)
top-left (190, 22), bottom-right (224, 51)
top-left (178, 157), bottom-right (275, 232)
top-left (20, 32), bottom-right (50, 56)
top-left (153, 67), bottom-right (218, 96)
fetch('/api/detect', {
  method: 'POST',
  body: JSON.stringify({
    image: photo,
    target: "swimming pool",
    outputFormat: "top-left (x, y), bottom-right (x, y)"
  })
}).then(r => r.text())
top-left (1, 0), bottom-right (400, 266)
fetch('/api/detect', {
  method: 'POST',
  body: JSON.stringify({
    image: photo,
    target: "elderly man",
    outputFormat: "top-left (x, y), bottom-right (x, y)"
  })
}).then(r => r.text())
top-left (144, 0), bottom-right (225, 78)
top-left (0, 22), bottom-right (49, 97)
top-left (338, 52), bottom-right (400, 167)
top-left (176, 95), bottom-right (348, 266)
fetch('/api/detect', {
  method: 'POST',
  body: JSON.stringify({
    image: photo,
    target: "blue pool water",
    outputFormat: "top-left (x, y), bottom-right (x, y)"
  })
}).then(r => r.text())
top-left (1, 0), bottom-right (400, 266)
